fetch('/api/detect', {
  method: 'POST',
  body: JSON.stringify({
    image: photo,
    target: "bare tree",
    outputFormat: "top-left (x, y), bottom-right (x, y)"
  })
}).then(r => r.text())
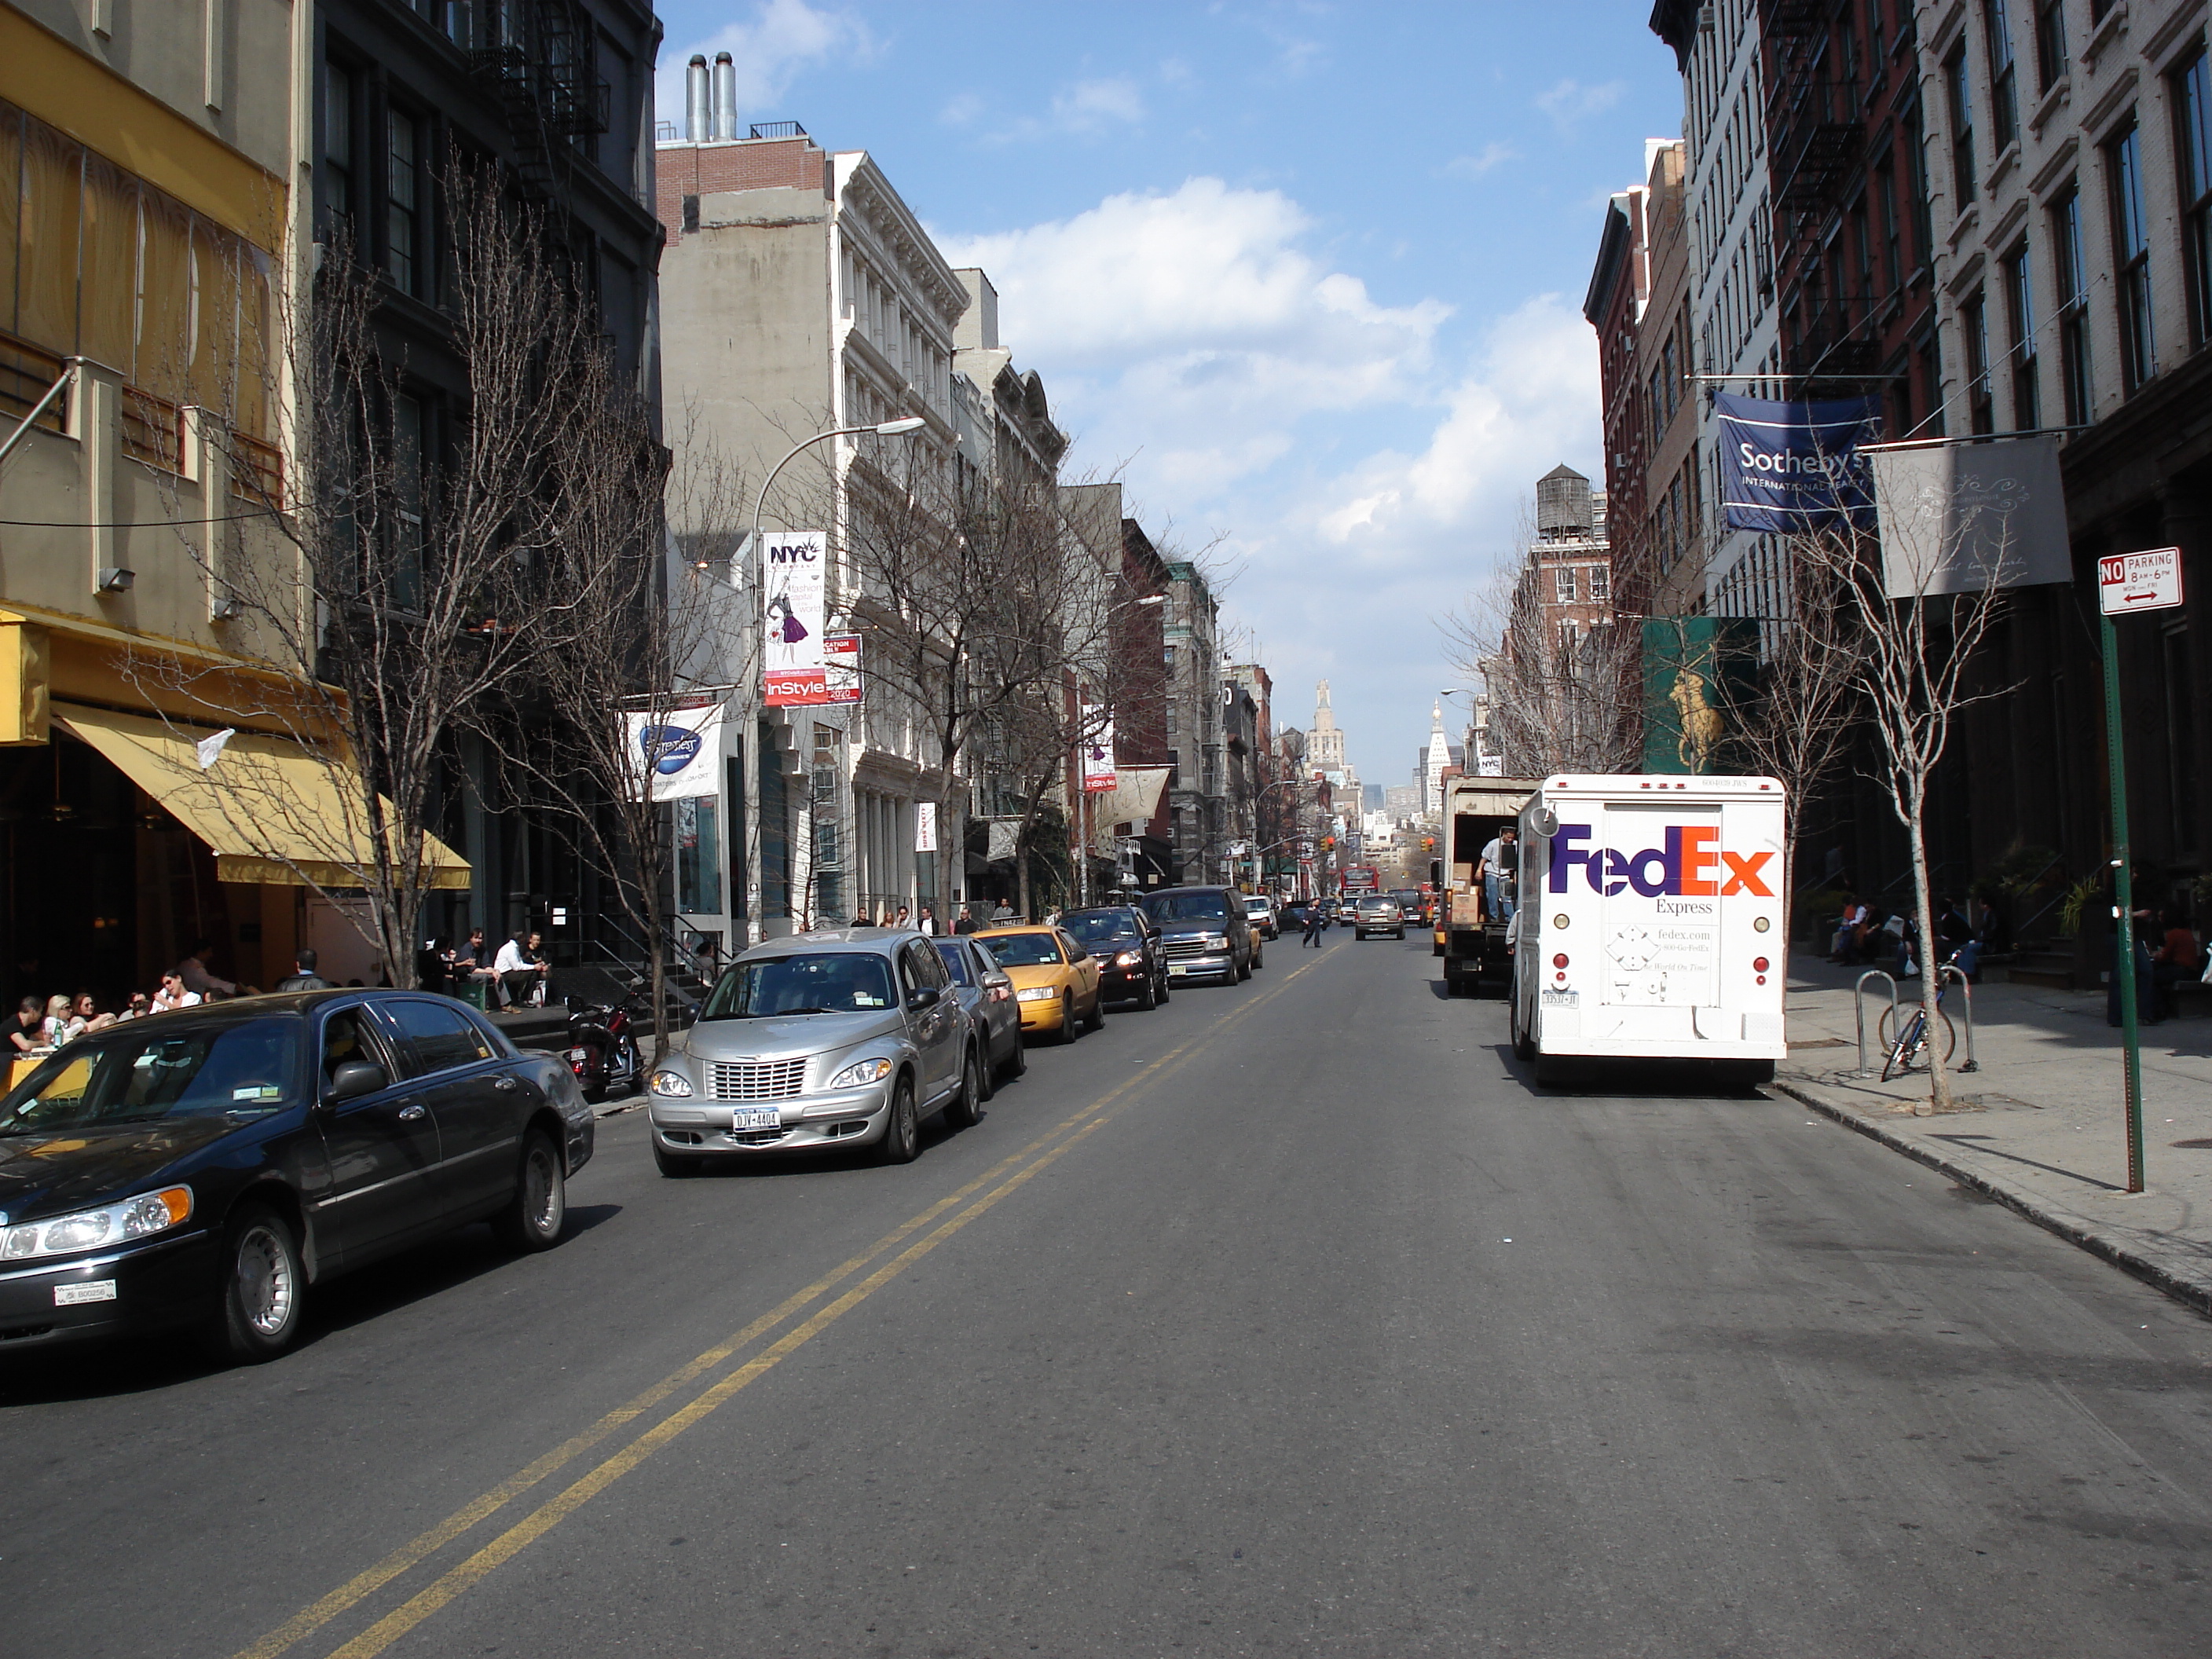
top-left (130, 166), bottom-right (606, 985)
top-left (1803, 510), bottom-right (2014, 1112)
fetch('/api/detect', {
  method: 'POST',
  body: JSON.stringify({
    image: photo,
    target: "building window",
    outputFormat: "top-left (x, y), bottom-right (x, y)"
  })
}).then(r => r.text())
top-left (387, 110), bottom-right (422, 296)
top-left (2053, 185), bottom-right (2093, 423)
top-left (2175, 52), bottom-right (2212, 350)
top-left (1589, 564), bottom-right (1610, 602)
top-left (1964, 290), bottom-right (1994, 434)
top-left (2034, 0), bottom-right (2067, 92)
top-left (1878, 163), bottom-right (1903, 293)
top-left (325, 64), bottom-right (355, 234)
top-left (1906, 98), bottom-right (1936, 269)
top-left (1984, 2), bottom-right (2020, 151)
top-left (1917, 331), bottom-right (1946, 438)
top-left (2004, 240), bottom-right (2041, 429)
top-left (1555, 566), bottom-right (1578, 604)
top-left (1946, 46), bottom-right (1976, 205)
top-left (2107, 123), bottom-right (2155, 390)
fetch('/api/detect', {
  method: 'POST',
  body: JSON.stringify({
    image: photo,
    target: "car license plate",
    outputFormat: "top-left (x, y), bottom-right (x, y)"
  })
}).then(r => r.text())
top-left (731, 1107), bottom-right (782, 1131)
top-left (54, 1280), bottom-right (116, 1306)
top-left (1167, 962), bottom-right (1190, 976)
top-left (1540, 988), bottom-right (1580, 1008)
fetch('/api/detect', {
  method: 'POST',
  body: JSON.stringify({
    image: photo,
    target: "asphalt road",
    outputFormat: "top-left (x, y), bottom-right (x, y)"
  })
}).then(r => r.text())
top-left (9, 928), bottom-right (2212, 1657)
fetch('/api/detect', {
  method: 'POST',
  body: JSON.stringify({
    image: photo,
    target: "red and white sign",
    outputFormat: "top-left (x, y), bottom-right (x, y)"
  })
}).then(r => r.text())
top-left (767, 633), bottom-right (862, 707)
top-left (2098, 546), bottom-right (2185, 616)
top-left (1080, 706), bottom-right (1117, 793)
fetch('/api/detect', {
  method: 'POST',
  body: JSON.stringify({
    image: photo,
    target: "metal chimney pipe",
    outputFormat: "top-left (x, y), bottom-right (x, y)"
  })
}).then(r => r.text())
top-left (712, 51), bottom-right (738, 141)
top-left (685, 54), bottom-right (709, 142)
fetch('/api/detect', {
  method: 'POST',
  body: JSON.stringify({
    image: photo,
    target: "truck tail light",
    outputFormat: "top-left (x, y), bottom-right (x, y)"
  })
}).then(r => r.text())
top-left (1551, 954), bottom-right (1569, 969)
top-left (1752, 956), bottom-right (1769, 972)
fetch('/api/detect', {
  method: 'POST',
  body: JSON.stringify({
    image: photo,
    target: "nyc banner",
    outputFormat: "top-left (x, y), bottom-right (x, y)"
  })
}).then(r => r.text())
top-left (763, 532), bottom-right (830, 705)
top-left (1714, 393), bottom-right (1882, 533)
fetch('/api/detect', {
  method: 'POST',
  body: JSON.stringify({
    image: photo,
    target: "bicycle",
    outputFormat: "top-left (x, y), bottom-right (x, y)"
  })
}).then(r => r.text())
top-left (1876, 948), bottom-right (1965, 1081)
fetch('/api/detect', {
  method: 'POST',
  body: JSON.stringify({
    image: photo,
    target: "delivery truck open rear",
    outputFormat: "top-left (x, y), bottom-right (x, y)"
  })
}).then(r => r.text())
top-left (1508, 775), bottom-right (1787, 1086)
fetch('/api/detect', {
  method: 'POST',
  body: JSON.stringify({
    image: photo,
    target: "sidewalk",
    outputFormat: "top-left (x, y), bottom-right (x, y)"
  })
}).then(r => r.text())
top-left (1773, 955), bottom-right (2212, 1316)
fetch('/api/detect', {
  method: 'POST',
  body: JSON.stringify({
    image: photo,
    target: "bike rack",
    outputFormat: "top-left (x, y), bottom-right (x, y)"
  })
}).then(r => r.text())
top-left (1939, 963), bottom-right (1979, 1072)
top-left (1851, 970), bottom-right (1900, 1078)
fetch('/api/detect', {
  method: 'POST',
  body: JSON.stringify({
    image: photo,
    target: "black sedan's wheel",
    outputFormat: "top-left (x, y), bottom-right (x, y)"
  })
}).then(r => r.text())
top-left (495, 1130), bottom-right (567, 1252)
top-left (879, 1077), bottom-right (921, 1163)
top-left (945, 1046), bottom-right (984, 1128)
top-left (211, 1205), bottom-right (305, 1363)
top-left (1000, 1030), bottom-right (1027, 1080)
top-left (972, 1030), bottom-right (997, 1102)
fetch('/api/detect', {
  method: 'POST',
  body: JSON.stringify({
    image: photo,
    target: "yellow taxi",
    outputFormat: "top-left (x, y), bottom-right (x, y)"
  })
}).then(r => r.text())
top-left (973, 925), bottom-right (1104, 1044)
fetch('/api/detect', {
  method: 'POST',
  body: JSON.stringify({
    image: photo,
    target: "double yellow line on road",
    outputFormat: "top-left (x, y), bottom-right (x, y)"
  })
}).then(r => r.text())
top-left (236, 952), bottom-right (1327, 1659)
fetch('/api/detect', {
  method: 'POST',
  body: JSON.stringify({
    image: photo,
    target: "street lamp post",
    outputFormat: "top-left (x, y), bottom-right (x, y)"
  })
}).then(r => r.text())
top-left (738, 416), bottom-right (926, 943)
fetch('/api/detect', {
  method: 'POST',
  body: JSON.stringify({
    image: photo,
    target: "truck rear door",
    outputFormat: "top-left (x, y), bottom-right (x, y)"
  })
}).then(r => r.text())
top-left (1593, 800), bottom-right (1724, 1041)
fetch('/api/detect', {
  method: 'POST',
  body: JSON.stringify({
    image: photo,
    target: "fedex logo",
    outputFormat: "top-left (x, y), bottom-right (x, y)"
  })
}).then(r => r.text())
top-left (1548, 823), bottom-right (1774, 898)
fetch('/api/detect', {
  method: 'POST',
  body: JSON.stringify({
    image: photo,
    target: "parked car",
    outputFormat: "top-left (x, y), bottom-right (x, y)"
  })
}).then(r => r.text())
top-left (1060, 906), bottom-right (1170, 1009)
top-left (932, 935), bottom-right (1026, 1092)
top-left (0, 990), bottom-right (592, 1360)
top-left (975, 926), bottom-right (1106, 1042)
top-left (1243, 894), bottom-right (1281, 940)
top-left (650, 929), bottom-right (981, 1174)
top-left (1353, 896), bottom-right (1407, 939)
top-left (1141, 886), bottom-right (1260, 984)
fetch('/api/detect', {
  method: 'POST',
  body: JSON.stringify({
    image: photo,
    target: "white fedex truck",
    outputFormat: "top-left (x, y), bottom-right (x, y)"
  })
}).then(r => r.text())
top-left (1508, 775), bottom-right (1788, 1086)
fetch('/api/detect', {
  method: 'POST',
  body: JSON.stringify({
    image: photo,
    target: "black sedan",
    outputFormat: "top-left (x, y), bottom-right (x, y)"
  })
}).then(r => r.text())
top-left (1059, 906), bottom-right (1171, 1009)
top-left (0, 989), bottom-right (593, 1361)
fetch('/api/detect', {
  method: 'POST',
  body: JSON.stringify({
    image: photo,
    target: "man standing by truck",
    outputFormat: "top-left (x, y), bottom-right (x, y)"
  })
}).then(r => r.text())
top-left (1478, 825), bottom-right (1518, 922)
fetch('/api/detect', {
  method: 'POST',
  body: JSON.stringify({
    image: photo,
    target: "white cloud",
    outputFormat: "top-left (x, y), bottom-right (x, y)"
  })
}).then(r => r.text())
top-left (1534, 78), bottom-right (1625, 130)
top-left (657, 0), bottom-right (874, 134)
top-left (936, 187), bottom-right (1597, 781)
top-left (1051, 77), bottom-right (1147, 132)
top-left (1442, 142), bottom-right (1517, 180)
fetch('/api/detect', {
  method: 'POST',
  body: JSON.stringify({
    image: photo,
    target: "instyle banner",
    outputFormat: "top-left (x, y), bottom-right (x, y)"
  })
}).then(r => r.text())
top-left (763, 531), bottom-right (829, 705)
top-left (1714, 393), bottom-right (1883, 533)
top-left (623, 703), bottom-right (723, 801)
top-left (1868, 434), bottom-right (2072, 599)
top-left (1081, 707), bottom-right (1117, 793)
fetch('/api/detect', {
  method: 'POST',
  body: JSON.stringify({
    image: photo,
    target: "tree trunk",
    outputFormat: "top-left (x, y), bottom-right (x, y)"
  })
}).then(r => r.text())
top-left (1906, 800), bottom-right (1953, 1113)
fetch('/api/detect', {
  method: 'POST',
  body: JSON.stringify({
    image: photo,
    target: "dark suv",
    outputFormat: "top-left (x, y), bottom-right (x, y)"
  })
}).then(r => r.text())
top-left (1060, 906), bottom-right (1170, 1009)
top-left (1140, 886), bottom-right (1260, 986)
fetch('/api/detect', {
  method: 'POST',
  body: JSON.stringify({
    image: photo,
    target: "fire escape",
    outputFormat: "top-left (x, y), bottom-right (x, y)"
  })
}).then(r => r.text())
top-left (469, 0), bottom-right (611, 200)
top-left (1763, 0), bottom-right (1876, 379)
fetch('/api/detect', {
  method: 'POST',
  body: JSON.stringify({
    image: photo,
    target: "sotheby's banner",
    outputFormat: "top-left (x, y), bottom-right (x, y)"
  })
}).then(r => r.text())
top-left (764, 532), bottom-right (830, 705)
top-left (1714, 394), bottom-right (1883, 533)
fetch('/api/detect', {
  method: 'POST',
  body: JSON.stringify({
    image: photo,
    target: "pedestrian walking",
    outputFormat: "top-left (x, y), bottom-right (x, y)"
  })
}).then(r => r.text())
top-left (918, 906), bottom-right (938, 936)
top-left (275, 949), bottom-right (334, 992)
top-left (1302, 905), bottom-right (1326, 947)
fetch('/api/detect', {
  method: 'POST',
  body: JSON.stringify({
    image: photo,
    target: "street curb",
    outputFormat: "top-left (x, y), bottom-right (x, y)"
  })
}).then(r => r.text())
top-left (1771, 1076), bottom-right (2212, 1320)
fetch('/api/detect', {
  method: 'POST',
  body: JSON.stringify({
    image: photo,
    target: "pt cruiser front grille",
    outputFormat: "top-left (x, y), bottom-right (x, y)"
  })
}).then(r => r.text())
top-left (709, 1058), bottom-right (808, 1101)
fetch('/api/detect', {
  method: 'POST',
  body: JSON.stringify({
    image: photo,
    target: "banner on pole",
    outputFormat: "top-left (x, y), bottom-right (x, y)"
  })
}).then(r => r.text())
top-left (763, 531), bottom-right (830, 705)
top-left (623, 703), bottom-right (723, 801)
top-left (1870, 435), bottom-right (2072, 599)
top-left (1081, 707), bottom-right (1117, 793)
top-left (823, 632), bottom-right (862, 704)
top-left (1714, 393), bottom-right (1882, 533)
top-left (914, 800), bottom-right (938, 853)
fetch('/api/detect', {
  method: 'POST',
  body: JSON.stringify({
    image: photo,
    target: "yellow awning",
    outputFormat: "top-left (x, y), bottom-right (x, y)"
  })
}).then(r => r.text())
top-left (53, 704), bottom-right (471, 891)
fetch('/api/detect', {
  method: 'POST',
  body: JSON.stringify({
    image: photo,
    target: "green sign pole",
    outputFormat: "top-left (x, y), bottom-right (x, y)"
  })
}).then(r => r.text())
top-left (2099, 605), bottom-right (2145, 1196)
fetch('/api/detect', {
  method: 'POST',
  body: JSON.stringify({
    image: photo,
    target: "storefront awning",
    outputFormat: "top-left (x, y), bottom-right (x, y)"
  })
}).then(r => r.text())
top-left (54, 703), bottom-right (471, 890)
top-left (1086, 767), bottom-right (1171, 855)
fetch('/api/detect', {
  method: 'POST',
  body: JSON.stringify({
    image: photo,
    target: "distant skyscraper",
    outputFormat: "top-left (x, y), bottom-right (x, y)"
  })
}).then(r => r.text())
top-left (1310, 680), bottom-right (1346, 773)
top-left (1423, 701), bottom-right (1450, 814)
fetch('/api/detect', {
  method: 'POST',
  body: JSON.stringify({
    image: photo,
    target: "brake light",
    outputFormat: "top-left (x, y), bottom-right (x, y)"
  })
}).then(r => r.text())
top-left (1752, 957), bottom-right (1769, 972)
top-left (1551, 954), bottom-right (1569, 969)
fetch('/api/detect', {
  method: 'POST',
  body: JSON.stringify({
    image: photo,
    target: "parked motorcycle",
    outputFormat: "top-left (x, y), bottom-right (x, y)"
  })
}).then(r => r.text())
top-left (566, 995), bottom-right (643, 1104)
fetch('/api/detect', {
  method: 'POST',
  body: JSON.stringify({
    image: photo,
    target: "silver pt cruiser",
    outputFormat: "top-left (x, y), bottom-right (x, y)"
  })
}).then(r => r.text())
top-left (646, 928), bottom-right (982, 1176)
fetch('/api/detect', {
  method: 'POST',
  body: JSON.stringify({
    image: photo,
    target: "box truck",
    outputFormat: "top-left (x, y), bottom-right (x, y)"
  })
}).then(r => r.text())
top-left (1436, 775), bottom-right (1543, 994)
top-left (1507, 775), bottom-right (1787, 1085)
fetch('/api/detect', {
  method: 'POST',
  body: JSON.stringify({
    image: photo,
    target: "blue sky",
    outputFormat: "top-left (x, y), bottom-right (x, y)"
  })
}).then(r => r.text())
top-left (651, 0), bottom-right (1683, 786)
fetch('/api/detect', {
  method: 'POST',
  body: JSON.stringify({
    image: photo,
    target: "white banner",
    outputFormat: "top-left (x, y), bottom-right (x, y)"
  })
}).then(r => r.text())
top-left (914, 800), bottom-right (939, 853)
top-left (1870, 437), bottom-right (2072, 599)
top-left (624, 704), bottom-right (723, 801)
top-left (763, 531), bottom-right (830, 704)
top-left (1081, 705), bottom-right (1117, 793)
